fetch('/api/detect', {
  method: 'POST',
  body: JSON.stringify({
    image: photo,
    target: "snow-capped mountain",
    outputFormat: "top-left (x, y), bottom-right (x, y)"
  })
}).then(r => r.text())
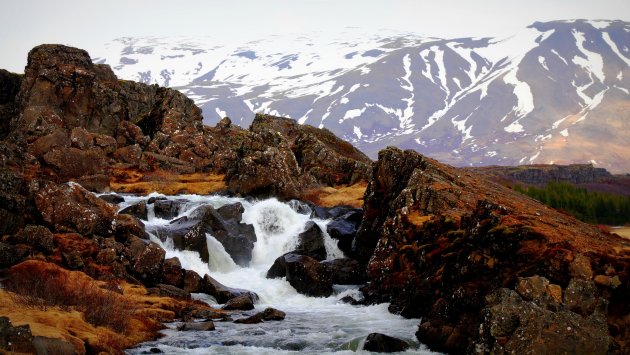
top-left (92, 20), bottom-right (630, 173)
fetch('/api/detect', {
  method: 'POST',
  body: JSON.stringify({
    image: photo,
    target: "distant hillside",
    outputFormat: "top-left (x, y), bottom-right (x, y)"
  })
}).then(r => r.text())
top-left (471, 163), bottom-right (630, 196)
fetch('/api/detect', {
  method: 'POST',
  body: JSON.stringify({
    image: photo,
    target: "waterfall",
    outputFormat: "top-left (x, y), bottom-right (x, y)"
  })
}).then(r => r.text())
top-left (115, 193), bottom-right (429, 354)
top-left (205, 233), bottom-right (237, 273)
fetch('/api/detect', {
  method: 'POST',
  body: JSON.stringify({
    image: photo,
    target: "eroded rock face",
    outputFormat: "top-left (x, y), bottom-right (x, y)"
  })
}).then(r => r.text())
top-left (225, 114), bottom-right (372, 199)
top-left (354, 147), bottom-right (630, 353)
top-left (3, 45), bottom-right (372, 201)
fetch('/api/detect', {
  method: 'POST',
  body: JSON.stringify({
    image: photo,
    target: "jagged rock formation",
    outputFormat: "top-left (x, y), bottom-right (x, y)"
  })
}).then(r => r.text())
top-left (1, 44), bottom-right (371, 199)
top-left (354, 147), bottom-right (630, 353)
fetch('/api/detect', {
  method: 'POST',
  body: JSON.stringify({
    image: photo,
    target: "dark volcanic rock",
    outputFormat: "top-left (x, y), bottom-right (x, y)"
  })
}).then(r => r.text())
top-left (33, 181), bottom-right (116, 236)
top-left (0, 169), bottom-right (27, 236)
top-left (472, 282), bottom-right (611, 355)
top-left (326, 208), bottom-right (362, 256)
top-left (221, 295), bottom-right (255, 311)
top-left (266, 252), bottom-right (289, 279)
top-left (0, 242), bottom-right (28, 268)
top-left (202, 274), bottom-right (258, 305)
top-left (131, 241), bottom-right (165, 285)
top-left (15, 224), bottom-right (55, 253)
top-left (150, 284), bottom-right (191, 300)
top-left (294, 221), bottom-right (326, 261)
top-left (119, 201), bottom-right (148, 220)
top-left (225, 113), bottom-right (372, 199)
top-left (99, 193), bottom-right (125, 204)
top-left (249, 114), bottom-right (372, 186)
top-left (362, 333), bottom-right (410, 353)
top-left (153, 199), bottom-right (184, 219)
top-left (183, 269), bottom-right (203, 293)
top-left (155, 215), bottom-right (208, 261)
top-left (200, 204), bottom-right (256, 267)
top-left (114, 213), bottom-right (146, 242)
top-left (156, 205), bottom-right (256, 267)
top-left (233, 307), bottom-right (286, 324)
top-left (178, 321), bottom-right (215, 331)
top-left (161, 257), bottom-right (184, 287)
top-left (0, 69), bottom-right (21, 138)
top-left (321, 258), bottom-right (366, 285)
top-left (270, 253), bottom-right (333, 297)
top-left (0, 317), bottom-right (35, 354)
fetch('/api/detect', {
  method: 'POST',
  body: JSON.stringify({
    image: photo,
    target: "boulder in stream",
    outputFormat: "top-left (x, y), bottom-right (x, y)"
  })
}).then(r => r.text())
top-left (267, 253), bottom-right (333, 297)
top-left (363, 333), bottom-right (410, 353)
top-left (155, 204), bottom-right (256, 267)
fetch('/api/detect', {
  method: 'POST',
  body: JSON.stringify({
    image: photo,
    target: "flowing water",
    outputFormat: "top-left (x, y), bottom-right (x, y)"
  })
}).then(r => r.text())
top-left (117, 193), bottom-right (436, 354)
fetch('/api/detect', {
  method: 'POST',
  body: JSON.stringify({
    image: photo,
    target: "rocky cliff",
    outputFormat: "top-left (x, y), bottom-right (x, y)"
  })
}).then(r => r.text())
top-left (354, 147), bottom-right (630, 353)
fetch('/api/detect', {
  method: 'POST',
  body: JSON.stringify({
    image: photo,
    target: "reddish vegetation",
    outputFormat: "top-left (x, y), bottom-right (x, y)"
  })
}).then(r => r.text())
top-left (109, 167), bottom-right (227, 195)
top-left (1, 260), bottom-right (213, 354)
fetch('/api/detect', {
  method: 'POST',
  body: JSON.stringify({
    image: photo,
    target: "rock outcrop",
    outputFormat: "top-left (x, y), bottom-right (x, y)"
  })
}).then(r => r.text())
top-left (2, 44), bottom-right (371, 199)
top-left (354, 147), bottom-right (630, 353)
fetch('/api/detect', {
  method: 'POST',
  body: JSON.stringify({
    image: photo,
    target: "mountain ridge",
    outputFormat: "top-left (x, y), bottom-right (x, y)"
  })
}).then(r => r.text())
top-left (92, 19), bottom-right (630, 173)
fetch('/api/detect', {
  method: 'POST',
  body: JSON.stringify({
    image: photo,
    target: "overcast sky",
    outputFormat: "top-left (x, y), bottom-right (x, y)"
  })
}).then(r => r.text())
top-left (1, 0), bottom-right (629, 73)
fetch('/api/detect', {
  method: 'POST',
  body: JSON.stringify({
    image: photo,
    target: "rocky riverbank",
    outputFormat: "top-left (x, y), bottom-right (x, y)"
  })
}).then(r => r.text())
top-left (0, 44), bottom-right (629, 354)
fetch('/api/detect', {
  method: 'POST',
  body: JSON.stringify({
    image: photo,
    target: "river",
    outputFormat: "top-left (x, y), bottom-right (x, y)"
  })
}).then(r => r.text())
top-left (117, 193), bottom-right (436, 354)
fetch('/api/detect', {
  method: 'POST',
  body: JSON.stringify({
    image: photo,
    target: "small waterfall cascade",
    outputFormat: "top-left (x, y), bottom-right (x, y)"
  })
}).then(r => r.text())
top-left (110, 193), bottom-right (432, 354)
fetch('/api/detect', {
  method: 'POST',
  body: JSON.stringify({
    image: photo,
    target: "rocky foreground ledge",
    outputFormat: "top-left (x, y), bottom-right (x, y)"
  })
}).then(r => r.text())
top-left (354, 147), bottom-right (630, 353)
top-left (0, 44), bottom-right (629, 354)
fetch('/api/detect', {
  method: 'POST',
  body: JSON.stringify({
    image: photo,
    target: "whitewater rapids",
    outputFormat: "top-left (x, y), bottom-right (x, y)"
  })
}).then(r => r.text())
top-left (117, 193), bottom-right (435, 354)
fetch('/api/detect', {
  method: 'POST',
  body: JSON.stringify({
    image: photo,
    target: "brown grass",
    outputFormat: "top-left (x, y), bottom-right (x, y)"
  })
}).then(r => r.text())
top-left (1, 260), bottom-right (211, 354)
top-left (110, 168), bottom-right (226, 195)
top-left (303, 181), bottom-right (367, 208)
top-left (612, 226), bottom-right (630, 240)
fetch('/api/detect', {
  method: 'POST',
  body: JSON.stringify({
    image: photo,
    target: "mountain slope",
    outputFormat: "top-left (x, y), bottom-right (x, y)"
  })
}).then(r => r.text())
top-left (92, 20), bottom-right (630, 172)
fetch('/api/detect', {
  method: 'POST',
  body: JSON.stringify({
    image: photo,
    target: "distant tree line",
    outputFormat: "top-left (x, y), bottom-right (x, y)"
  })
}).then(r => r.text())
top-left (513, 182), bottom-right (630, 225)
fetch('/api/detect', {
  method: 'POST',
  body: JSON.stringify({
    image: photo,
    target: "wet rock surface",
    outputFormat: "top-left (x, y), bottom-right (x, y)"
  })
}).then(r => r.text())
top-left (294, 221), bottom-right (327, 261)
top-left (221, 294), bottom-right (255, 311)
top-left (267, 253), bottom-right (333, 297)
top-left (155, 204), bottom-right (256, 267)
top-left (362, 333), bottom-right (410, 353)
top-left (321, 258), bottom-right (366, 285)
top-left (233, 308), bottom-right (286, 324)
top-left (177, 321), bottom-right (215, 331)
top-left (326, 207), bottom-right (362, 257)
